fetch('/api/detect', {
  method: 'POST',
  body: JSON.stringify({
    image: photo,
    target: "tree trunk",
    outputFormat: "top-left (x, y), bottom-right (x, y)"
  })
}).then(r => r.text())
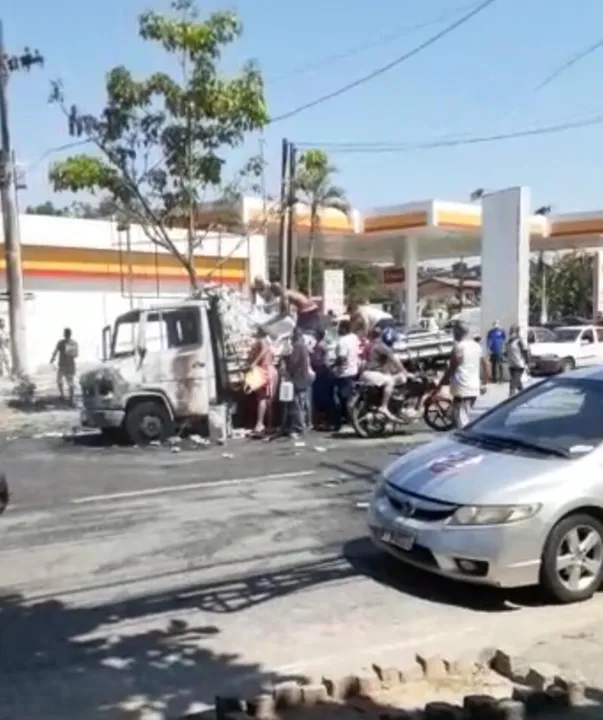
top-left (184, 259), bottom-right (197, 291)
top-left (307, 208), bottom-right (317, 297)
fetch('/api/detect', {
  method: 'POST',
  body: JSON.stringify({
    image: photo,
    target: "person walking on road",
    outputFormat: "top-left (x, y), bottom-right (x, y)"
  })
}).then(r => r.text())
top-left (487, 320), bottom-right (506, 383)
top-left (506, 324), bottom-right (530, 396)
top-left (50, 328), bottom-right (79, 406)
top-left (433, 320), bottom-right (487, 429)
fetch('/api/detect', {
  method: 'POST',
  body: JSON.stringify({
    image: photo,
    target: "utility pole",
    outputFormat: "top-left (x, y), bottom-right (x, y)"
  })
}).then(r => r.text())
top-left (285, 142), bottom-right (297, 290)
top-left (0, 23), bottom-right (43, 376)
top-left (277, 138), bottom-right (289, 287)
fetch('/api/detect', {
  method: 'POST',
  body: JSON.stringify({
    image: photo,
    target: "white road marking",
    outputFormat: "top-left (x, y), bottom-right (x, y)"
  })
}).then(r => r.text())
top-left (70, 470), bottom-right (317, 505)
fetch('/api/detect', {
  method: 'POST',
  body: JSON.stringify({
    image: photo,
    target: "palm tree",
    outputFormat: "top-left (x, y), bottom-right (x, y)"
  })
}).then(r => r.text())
top-left (294, 150), bottom-right (350, 296)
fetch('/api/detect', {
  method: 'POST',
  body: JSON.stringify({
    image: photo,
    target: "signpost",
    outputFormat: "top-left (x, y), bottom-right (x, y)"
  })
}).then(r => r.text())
top-left (322, 268), bottom-right (345, 316)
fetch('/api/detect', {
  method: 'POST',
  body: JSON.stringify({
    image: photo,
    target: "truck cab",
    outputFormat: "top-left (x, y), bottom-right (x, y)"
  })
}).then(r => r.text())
top-left (79, 297), bottom-right (230, 444)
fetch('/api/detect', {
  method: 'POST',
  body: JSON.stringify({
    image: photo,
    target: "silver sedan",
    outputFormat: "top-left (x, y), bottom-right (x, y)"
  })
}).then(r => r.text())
top-left (368, 366), bottom-right (603, 603)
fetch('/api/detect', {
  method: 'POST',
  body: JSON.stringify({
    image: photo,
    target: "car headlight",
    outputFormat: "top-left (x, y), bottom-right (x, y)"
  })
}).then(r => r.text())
top-left (449, 504), bottom-right (541, 526)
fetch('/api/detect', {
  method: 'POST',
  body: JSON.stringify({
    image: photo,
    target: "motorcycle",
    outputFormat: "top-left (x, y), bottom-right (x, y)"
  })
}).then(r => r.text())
top-left (349, 374), bottom-right (454, 438)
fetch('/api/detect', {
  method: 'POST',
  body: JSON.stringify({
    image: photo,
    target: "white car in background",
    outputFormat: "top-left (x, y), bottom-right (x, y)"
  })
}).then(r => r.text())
top-left (530, 325), bottom-right (603, 375)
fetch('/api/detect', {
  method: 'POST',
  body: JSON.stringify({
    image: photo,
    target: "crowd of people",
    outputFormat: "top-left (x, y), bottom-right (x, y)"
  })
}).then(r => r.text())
top-left (246, 279), bottom-right (535, 437)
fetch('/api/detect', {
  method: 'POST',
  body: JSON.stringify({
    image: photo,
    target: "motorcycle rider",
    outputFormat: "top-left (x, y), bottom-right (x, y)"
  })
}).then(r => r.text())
top-left (360, 327), bottom-right (418, 420)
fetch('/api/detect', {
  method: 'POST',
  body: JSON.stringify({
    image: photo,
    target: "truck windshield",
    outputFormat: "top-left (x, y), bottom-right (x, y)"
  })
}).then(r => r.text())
top-left (111, 311), bottom-right (141, 358)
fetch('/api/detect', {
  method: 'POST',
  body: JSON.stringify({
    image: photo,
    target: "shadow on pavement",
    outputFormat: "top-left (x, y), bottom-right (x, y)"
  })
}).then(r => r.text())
top-left (343, 537), bottom-right (545, 613)
top-left (0, 556), bottom-right (358, 718)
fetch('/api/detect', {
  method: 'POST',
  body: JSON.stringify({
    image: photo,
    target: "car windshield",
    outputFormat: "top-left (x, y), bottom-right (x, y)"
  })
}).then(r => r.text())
top-left (461, 377), bottom-right (603, 457)
top-left (553, 328), bottom-right (581, 343)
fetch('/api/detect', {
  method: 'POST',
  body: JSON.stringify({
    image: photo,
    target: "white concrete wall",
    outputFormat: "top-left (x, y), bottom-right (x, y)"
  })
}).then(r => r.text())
top-left (0, 214), bottom-right (268, 373)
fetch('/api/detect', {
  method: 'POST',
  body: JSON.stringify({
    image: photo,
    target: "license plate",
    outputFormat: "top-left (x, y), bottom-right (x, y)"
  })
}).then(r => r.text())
top-left (380, 529), bottom-right (415, 551)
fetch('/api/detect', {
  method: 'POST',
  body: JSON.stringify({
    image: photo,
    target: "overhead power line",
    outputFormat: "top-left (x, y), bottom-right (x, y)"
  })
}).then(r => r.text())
top-left (269, 0), bottom-right (498, 124)
top-left (533, 35), bottom-right (603, 94)
top-left (297, 112), bottom-right (603, 153)
top-left (268, 2), bottom-right (482, 84)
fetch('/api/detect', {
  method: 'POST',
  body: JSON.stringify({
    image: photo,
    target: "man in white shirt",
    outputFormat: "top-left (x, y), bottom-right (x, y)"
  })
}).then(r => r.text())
top-left (333, 319), bottom-right (360, 431)
top-left (433, 320), bottom-right (487, 428)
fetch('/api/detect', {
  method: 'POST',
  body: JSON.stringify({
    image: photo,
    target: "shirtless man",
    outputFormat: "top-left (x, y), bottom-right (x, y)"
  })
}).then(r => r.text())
top-left (252, 278), bottom-right (320, 333)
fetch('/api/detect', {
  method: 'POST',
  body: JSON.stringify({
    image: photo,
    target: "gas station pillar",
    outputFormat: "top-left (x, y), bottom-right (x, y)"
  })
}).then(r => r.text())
top-left (480, 187), bottom-right (531, 342)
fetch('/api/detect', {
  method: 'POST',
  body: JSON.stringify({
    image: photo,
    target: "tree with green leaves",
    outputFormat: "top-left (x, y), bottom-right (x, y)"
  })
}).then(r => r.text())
top-left (48, 0), bottom-right (268, 288)
top-left (294, 150), bottom-right (350, 296)
top-left (529, 251), bottom-right (593, 320)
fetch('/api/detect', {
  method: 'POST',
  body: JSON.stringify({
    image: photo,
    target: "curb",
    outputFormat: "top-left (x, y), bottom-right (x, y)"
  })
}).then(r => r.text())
top-left (178, 647), bottom-right (587, 720)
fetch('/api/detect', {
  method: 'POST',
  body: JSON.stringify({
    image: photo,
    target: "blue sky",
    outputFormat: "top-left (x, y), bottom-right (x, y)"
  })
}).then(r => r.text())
top-left (6, 0), bottom-right (603, 214)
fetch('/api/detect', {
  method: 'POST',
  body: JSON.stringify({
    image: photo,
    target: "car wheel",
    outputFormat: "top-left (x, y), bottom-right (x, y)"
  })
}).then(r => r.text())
top-left (540, 513), bottom-right (603, 603)
top-left (125, 400), bottom-right (173, 446)
top-left (560, 356), bottom-right (576, 373)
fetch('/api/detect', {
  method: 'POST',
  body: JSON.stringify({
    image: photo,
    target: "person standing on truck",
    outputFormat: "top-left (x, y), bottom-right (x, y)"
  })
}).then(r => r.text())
top-left (270, 282), bottom-right (321, 334)
top-left (50, 328), bottom-right (79, 406)
top-left (432, 320), bottom-right (487, 429)
top-left (486, 320), bottom-right (506, 383)
top-left (506, 324), bottom-right (530, 397)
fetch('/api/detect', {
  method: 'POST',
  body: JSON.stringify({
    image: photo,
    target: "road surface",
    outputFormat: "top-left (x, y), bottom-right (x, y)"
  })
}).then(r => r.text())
top-left (3, 387), bottom-right (599, 719)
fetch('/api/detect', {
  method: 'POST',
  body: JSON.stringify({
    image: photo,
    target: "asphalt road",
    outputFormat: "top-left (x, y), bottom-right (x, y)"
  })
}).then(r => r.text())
top-left (4, 429), bottom-right (603, 720)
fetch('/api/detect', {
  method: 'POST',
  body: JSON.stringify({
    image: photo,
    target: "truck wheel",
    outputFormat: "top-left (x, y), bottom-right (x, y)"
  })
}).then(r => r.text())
top-left (540, 513), bottom-right (603, 603)
top-left (125, 400), bottom-right (172, 446)
top-left (560, 357), bottom-right (576, 373)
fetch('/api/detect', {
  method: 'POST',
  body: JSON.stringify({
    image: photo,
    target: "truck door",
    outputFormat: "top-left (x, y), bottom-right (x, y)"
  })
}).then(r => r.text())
top-left (161, 306), bottom-right (207, 417)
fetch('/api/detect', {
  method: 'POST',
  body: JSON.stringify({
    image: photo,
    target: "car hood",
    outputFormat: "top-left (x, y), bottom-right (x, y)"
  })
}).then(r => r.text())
top-left (530, 341), bottom-right (573, 356)
top-left (383, 436), bottom-right (572, 505)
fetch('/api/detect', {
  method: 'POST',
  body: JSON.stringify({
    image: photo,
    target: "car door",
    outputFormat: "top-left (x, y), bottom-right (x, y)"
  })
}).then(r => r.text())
top-left (577, 328), bottom-right (597, 366)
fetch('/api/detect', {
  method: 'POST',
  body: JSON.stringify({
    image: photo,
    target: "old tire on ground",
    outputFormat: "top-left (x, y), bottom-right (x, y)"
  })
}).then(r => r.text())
top-left (560, 356), bottom-right (576, 373)
top-left (540, 512), bottom-right (603, 603)
top-left (125, 400), bottom-right (172, 446)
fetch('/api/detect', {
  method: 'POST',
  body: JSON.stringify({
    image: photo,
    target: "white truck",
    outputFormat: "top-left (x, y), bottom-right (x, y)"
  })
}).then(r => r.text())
top-left (530, 325), bottom-right (603, 375)
top-left (79, 294), bottom-right (246, 445)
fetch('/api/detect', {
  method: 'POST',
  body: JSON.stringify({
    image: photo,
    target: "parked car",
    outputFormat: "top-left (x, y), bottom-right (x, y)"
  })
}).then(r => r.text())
top-left (368, 367), bottom-right (603, 603)
top-left (529, 325), bottom-right (603, 375)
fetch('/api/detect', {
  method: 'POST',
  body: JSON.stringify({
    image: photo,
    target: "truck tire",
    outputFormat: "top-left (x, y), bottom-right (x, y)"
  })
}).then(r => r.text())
top-left (540, 513), bottom-right (603, 603)
top-left (560, 356), bottom-right (576, 373)
top-left (125, 400), bottom-right (173, 446)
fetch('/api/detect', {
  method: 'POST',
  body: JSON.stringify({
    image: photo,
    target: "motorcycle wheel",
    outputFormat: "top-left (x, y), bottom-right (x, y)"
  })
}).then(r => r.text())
top-left (350, 395), bottom-right (388, 439)
top-left (423, 396), bottom-right (455, 432)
